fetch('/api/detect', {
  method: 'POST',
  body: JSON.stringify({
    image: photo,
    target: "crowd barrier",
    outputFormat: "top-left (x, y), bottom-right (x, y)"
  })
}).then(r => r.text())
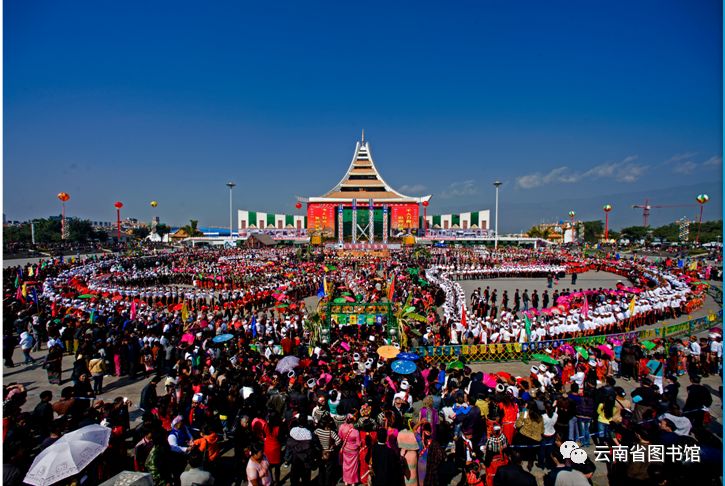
top-left (412, 309), bottom-right (724, 364)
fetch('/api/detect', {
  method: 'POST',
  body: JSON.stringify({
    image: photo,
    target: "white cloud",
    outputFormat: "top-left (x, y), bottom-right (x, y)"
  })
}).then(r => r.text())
top-left (703, 155), bottom-right (722, 166)
top-left (397, 184), bottom-right (427, 194)
top-left (662, 153), bottom-right (721, 174)
top-left (439, 180), bottom-right (478, 199)
top-left (672, 160), bottom-right (698, 174)
top-left (665, 152), bottom-right (698, 163)
top-left (516, 156), bottom-right (646, 189)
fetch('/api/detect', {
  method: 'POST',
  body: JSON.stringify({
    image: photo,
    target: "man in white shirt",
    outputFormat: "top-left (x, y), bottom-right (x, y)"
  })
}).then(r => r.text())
top-left (689, 336), bottom-right (702, 364)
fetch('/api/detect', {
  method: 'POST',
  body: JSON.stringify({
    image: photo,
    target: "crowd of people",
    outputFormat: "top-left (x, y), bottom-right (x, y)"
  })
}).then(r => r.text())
top-left (2, 245), bottom-right (722, 486)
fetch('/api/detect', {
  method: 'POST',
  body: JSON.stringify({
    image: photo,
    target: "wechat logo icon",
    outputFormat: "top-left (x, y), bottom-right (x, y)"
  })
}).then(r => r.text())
top-left (560, 441), bottom-right (588, 464)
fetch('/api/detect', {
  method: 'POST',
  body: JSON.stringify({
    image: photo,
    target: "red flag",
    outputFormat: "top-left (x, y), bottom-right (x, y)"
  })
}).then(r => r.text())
top-left (51, 301), bottom-right (57, 317)
top-left (131, 301), bottom-right (137, 320)
top-left (461, 306), bottom-right (467, 328)
top-left (387, 274), bottom-right (396, 302)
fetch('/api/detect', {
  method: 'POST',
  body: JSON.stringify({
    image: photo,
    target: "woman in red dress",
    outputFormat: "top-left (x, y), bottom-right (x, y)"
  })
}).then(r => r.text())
top-left (499, 393), bottom-right (519, 445)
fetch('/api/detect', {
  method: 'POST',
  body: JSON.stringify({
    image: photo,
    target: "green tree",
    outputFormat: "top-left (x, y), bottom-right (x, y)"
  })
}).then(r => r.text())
top-left (34, 218), bottom-right (62, 243)
top-left (155, 224), bottom-right (171, 238)
top-left (526, 225), bottom-right (553, 239)
top-left (180, 219), bottom-right (203, 237)
top-left (132, 227), bottom-right (151, 239)
top-left (582, 220), bottom-right (603, 243)
top-left (394, 294), bottom-right (425, 350)
top-left (67, 219), bottom-right (99, 241)
top-left (619, 226), bottom-right (648, 241)
top-left (652, 223), bottom-right (679, 243)
top-left (4, 224), bottom-right (32, 243)
top-left (694, 220), bottom-right (723, 243)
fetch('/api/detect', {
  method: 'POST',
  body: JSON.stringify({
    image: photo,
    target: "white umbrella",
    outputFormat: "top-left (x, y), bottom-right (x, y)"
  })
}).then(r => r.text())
top-left (275, 355), bottom-right (300, 374)
top-left (24, 424), bottom-right (111, 486)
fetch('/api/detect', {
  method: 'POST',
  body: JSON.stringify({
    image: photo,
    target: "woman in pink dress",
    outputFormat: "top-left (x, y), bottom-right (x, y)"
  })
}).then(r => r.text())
top-left (338, 415), bottom-right (361, 486)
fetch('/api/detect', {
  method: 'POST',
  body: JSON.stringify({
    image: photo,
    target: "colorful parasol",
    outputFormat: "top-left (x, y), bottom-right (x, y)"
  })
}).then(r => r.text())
top-left (532, 353), bottom-right (559, 365)
top-left (391, 359), bottom-right (417, 375)
top-left (597, 345), bottom-right (614, 358)
top-left (212, 334), bottom-right (234, 343)
top-left (482, 373), bottom-right (498, 388)
top-left (377, 345), bottom-right (400, 359)
top-left (447, 360), bottom-right (464, 370)
top-left (496, 371), bottom-right (513, 382)
top-left (559, 344), bottom-right (576, 355)
top-left (641, 341), bottom-right (656, 350)
top-left (575, 346), bottom-right (589, 360)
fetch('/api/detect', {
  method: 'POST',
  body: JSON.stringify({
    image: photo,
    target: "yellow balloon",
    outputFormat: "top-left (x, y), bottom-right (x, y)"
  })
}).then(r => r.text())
top-left (150, 201), bottom-right (158, 208)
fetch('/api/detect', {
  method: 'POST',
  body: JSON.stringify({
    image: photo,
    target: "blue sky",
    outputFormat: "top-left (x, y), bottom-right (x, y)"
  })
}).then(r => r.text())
top-left (4, 0), bottom-right (722, 231)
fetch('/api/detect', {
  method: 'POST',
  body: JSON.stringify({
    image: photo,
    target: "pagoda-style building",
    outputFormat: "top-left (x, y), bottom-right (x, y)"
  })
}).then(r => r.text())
top-left (299, 133), bottom-right (432, 243)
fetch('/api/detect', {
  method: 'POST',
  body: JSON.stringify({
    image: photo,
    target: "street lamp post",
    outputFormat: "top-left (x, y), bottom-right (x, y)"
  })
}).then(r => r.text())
top-left (226, 182), bottom-right (236, 241)
top-left (114, 201), bottom-right (124, 241)
top-left (493, 181), bottom-right (502, 248)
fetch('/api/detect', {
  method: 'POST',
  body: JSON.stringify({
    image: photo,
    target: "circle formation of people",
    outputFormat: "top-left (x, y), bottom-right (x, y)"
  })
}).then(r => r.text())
top-left (3, 245), bottom-right (722, 486)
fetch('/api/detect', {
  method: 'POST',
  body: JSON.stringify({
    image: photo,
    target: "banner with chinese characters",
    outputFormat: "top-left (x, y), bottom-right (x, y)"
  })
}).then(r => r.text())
top-left (307, 203), bottom-right (336, 232)
top-left (390, 203), bottom-right (419, 230)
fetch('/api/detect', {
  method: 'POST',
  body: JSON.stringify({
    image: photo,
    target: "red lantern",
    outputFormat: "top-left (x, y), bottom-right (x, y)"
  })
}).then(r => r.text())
top-left (57, 192), bottom-right (70, 202)
top-left (114, 201), bottom-right (124, 209)
top-left (422, 201), bottom-right (429, 207)
top-left (295, 202), bottom-right (302, 209)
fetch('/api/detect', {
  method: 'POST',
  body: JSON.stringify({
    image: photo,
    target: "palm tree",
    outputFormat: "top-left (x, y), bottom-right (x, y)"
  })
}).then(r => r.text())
top-left (303, 311), bottom-right (323, 344)
top-left (180, 219), bottom-right (203, 237)
top-left (526, 226), bottom-right (542, 238)
top-left (394, 294), bottom-right (426, 350)
top-left (527, 225), bottom-right (553, 240)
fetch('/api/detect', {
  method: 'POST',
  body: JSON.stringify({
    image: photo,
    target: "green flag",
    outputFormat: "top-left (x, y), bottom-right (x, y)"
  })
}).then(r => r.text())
top-left (524, 314), bottom-right (532, 339)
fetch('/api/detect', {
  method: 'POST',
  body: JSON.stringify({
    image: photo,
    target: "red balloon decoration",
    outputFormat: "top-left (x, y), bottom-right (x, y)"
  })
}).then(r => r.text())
top-left (114, 201), bottom-right (124, 209)
top-left (295, 202), bottom-right (302, 209)
top-left (422, 201), bottom-right (429, 207)
top-left (57, 192), bottom-right (70, 202)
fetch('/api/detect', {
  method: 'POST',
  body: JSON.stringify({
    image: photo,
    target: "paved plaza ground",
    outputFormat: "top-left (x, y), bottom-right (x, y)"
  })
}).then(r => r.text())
top-left (5, 272), bottom-right (722, 485)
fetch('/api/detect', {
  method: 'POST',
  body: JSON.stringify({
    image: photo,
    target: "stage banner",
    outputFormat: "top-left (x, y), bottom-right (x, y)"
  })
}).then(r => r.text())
top-left (307, 203), bottom-right (336, 231)
top-left (390, 203), bottom-right (419, 230)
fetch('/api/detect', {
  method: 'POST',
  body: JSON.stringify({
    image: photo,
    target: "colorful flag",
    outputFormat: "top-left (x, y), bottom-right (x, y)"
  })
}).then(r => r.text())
top-left (387, 274), bottom-right (396, 301)
top-left (31, 288), bottom-right (38, 306)
top-left (14, 274), bottom-right (19, 288)
top-left (21, 283), bottom-right (27, 299)
top-left (181, 302), bottom-right (189, 322)
top-left (130, 301), bottom-right (137, 320)
top-left (251, 315), bottom-right (257, 338)
top-left (28, 266), bottom-right (34, 277)
top-left (629, 296), bottom-right (636, 316)
top-left (317, 279), bottom-right (326, 299)
top-left (524, 314), bottom-right (532, 339)
top-left (461, 306), bottom-right (467, 328)
top-left (89, 309), bottom-right (96, 324)
top-left (581, 298), bottom-right (589, 319)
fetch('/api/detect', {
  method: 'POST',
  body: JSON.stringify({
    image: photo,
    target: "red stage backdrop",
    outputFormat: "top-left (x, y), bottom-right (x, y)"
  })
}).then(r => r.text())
top-left (389, 203), bottom-right (419, 230)
top-left (307, 203), bottom-right (336, 231)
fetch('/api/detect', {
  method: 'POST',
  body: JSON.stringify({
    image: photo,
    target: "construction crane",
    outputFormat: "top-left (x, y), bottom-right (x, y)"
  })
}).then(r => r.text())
top-left (631, 199), bottom-right (696, 227)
